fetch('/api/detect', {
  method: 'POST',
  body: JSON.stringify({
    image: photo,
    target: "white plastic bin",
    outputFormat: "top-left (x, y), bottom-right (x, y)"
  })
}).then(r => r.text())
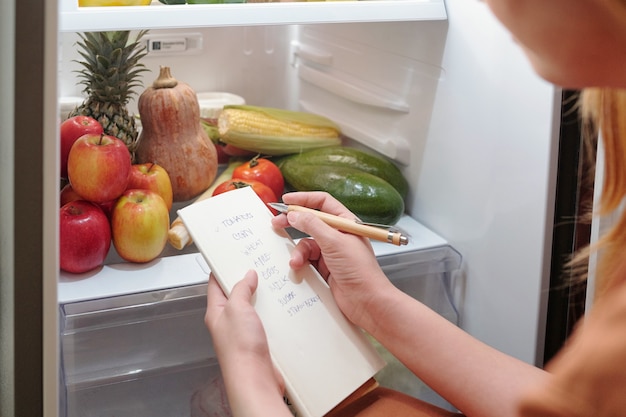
top-left (59, 245), bottom-right (461, 416)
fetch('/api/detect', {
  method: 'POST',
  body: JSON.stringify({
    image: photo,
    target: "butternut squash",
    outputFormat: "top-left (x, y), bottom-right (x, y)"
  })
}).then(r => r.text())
top-left (136, 66), bottom-right (218, 202)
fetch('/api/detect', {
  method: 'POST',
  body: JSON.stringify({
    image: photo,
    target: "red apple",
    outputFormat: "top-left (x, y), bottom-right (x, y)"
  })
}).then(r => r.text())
top-left (67, 133), bottom-right (131, 204)
top-left (60, 200), bottom-right (111, 274)
top-left (126, 162), bottom-right (174, 211)
top-left (60, 183), bottom-right (83, 206)
top-left (60, 116), bottom-right (103, 179)
top-left (111, 189), bottom-right (169, 263)
top-left (97, 199), bottom-right (117, 220)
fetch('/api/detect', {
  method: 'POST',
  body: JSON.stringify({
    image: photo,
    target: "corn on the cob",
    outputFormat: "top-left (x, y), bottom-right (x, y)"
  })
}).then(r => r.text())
top-left (217, 105), bottom-right (342, 156)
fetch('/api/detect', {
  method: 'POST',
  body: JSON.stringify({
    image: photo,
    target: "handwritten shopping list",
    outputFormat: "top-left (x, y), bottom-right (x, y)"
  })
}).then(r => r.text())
top-left (178, 186), bottom-right (385, 417)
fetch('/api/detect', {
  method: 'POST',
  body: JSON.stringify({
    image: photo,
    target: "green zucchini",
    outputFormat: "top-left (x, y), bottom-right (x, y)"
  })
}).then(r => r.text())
top-left (280, 162), bottom-right (405, 225)
top-left (277, 146), bottom-right (408, 199)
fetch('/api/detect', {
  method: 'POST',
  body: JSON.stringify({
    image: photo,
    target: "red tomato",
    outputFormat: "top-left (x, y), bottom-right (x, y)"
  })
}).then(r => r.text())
top-left (212, 179), bottom-right (279, 214)
top-left (232, 156), bottom-right (285, 200)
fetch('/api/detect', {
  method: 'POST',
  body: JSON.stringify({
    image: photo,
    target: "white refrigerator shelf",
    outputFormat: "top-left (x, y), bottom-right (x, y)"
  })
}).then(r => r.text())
top-left (59, 0), bottom-right (447, 32)
top-left (58, 213), bottom-right (451, 304)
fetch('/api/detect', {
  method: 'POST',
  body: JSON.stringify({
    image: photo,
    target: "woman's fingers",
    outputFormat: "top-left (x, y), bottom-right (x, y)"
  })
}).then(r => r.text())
top-left (231, 269), bottom-right (259, 302)
top-left (281, 191), bottom-right (356, 219)
top-left (205, 270), bottom-right (259, 330)
top-left (205, 274), bottom-right (226, 330)
top-left (289, 237), bottom-right (323, 270)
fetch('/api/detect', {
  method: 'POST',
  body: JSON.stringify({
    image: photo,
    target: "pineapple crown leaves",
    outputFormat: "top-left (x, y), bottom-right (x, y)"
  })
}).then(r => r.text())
top-left (74, 30), bottom-right (150, 105)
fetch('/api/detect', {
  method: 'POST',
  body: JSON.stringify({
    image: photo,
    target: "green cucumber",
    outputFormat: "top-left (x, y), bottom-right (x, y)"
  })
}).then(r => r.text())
top-left (280, 163), bottom-right (405, 225)
top-left (277, 146), bottom-right (408, 199)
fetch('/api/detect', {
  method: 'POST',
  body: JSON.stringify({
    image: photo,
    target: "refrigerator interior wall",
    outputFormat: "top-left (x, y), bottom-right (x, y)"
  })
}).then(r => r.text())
top-left (59, 25), bottom-right (301, 117)
top-left (59, 245), bottom-right (462, 416)
top-left (58, 17), bottom-right (447, 161)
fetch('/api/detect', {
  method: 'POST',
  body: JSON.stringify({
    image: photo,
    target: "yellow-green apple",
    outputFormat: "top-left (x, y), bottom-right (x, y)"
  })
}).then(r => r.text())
top-left (60, 200), bottom-right (111, 274)
top-left (111, 189), bottom-right (169, 263)
top-left (67, 133), bottom-right (131, 204)
top-left (126, 162), bottom-right (174, 211)
top-left (60, 116), bottom-right (103, 179)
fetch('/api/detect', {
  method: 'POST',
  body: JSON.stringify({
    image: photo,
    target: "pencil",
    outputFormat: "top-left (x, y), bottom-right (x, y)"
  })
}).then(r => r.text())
top-left (269, 203), bottom-right (409, 246)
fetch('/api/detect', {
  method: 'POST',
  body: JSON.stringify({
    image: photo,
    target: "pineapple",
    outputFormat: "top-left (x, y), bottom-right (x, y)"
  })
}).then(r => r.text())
top-left (69, 30), bottom-right (149, 162)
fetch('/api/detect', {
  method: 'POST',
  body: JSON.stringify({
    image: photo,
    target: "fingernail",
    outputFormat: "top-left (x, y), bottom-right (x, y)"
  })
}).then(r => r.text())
top-left (287, 211), bottom-right (299, 224)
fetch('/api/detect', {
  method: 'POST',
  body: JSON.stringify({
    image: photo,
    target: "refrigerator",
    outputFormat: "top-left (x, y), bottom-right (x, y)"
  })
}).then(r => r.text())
top-left (1, 0), bottom-right (593, 415)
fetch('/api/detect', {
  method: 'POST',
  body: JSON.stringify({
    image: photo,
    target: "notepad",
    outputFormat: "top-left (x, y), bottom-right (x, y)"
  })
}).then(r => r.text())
top-left (178, 186), bottom-right (385, 417)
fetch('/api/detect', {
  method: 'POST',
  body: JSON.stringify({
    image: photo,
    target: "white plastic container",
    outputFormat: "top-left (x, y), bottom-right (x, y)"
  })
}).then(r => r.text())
top-left (59, 244), bottom-right (461, 416)
top-left (196, 92), bottom-right (245, 119)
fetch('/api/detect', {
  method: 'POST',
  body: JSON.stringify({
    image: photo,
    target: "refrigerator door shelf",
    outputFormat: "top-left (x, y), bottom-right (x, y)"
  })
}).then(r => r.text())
top-left (292, 23), bottom-right (447, 165)
top-left (59, 0), bottom-right (447, 32)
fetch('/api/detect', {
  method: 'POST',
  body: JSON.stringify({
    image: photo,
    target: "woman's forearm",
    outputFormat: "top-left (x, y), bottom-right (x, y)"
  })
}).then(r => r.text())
top-left (361, 285), bottom-right (547, 417)
top-left (220, 356), bottom-right (292, 417)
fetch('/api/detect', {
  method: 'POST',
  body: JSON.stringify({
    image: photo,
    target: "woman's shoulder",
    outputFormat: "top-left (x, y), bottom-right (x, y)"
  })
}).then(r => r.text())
top-left (518, 279), bottom-right (626, 417)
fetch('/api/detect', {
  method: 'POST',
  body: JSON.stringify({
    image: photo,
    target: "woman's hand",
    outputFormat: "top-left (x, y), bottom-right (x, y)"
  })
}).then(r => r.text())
top-left (205, 270), bottom-right (271, 366)
top-left (271, 191), bottom-right (395, 327)
top-left (205, 270), bottom-right (291, 417)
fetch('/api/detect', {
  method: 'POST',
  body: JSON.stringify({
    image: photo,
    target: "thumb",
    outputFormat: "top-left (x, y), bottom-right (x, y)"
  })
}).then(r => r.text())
top-left (229, 269), bottom-right (259, 303)
top-left (287, 210), bottom-right (354, 249)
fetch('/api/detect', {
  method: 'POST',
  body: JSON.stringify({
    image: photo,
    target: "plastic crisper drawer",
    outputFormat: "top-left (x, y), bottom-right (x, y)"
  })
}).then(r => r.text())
top-left (379, 245), bottom-right (461, 325)
top-left (59, 283), bottom-right (227, 417)
top-left (372, 246), bottom-right (462, 411)
top-left (59, 215), bottom-right (462, 416)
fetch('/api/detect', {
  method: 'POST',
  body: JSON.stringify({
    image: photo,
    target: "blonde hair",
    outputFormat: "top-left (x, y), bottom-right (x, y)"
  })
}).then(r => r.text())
top-left (575, 88), bottom-right (626, 297)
